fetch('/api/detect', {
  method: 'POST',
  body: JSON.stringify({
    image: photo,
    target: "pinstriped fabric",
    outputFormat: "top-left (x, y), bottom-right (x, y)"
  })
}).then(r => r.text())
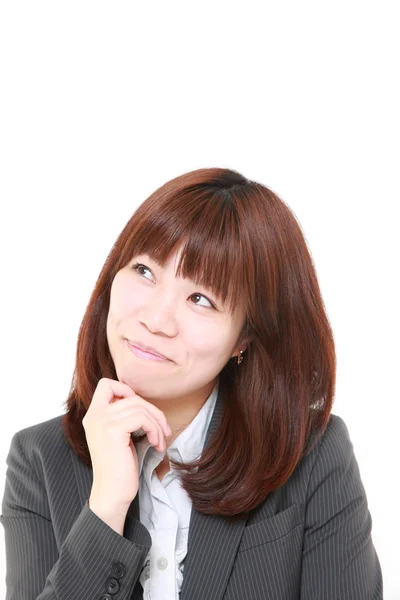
top-left (0, 419), bottom-right (152, 599)
top-left (228, 519), bottom-right (304, 598)
top-left (298, 416), bottom-right (383, 599)
top-left (0, 406), bottom-right (383, 599)
top-left (237, 502), bottom-right (303, 550)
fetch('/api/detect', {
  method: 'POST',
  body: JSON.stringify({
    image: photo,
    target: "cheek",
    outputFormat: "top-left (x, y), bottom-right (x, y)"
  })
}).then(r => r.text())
top-left (107, 274), bottom-right (137, 343)
top-left (109, 272), bottom-right (138, 316)
top-left (185, 323), bottom-right (231, 360)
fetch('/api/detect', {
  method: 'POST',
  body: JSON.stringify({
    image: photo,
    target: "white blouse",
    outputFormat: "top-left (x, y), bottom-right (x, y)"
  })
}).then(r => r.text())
top-left (134, 378), bottom-right (219, 599)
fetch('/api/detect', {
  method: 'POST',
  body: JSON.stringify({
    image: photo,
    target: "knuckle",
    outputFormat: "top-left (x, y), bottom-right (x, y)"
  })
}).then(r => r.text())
top-left (97, 377), bottom-right (107, 390)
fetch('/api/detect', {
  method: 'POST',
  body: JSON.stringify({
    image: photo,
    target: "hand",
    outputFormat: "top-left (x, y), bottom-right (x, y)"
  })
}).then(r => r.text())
top-left (82, 377), bottom-right (171, 513)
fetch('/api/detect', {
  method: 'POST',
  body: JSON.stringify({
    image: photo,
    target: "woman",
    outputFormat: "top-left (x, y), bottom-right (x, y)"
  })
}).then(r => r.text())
top-left (0, 167), bottom-right (383, 599)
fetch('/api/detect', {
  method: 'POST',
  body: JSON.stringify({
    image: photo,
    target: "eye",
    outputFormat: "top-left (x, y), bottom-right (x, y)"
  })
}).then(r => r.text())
top-left (132, 263), bottom-right (153, 280)
top-left (131, 262), bottom-right (216, 309)
top-left (189, 293), bottom-right (214, 309)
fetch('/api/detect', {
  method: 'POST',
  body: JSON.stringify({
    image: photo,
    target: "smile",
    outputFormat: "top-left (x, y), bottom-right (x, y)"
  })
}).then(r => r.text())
top-left (127, 340), bottom-right (170, 362)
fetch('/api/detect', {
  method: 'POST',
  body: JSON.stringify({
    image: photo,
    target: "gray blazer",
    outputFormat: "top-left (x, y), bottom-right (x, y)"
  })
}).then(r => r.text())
top-left (0, 389), bottom-right (383, 600)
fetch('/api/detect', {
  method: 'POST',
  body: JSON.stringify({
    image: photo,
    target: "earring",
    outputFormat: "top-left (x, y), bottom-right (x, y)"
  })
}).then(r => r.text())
top-left (237, 350), bottom-right (244, 365)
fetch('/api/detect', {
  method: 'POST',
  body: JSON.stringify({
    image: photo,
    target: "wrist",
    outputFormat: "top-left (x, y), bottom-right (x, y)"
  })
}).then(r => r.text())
top-left (88, 497), bottom-right (128, 536)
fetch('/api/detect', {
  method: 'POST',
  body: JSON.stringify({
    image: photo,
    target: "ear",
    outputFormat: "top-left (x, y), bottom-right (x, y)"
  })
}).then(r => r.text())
top-left (231, 335), bottom-right (252, 359)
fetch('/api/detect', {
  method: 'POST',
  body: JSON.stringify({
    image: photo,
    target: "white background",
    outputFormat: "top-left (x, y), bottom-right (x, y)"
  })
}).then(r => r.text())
top-left (0, 2), bottom-right (398, 598)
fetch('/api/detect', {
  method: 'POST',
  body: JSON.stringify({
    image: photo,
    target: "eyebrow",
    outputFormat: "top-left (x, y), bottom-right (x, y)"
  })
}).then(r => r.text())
top-left (148, 255), bottom-right (164, 268)
top-left (140, 254), bottom-right (168, 270)
top-left (142, 253), bottom-right (183, 275)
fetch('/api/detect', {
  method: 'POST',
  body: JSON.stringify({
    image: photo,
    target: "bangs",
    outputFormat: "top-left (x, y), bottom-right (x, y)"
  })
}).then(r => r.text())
top-left (127, 187), bottom-right (251, 315)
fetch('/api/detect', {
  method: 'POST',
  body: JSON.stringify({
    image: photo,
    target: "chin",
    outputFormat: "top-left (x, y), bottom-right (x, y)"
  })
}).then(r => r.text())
top-left (117, 371), bottom-right (154, 395)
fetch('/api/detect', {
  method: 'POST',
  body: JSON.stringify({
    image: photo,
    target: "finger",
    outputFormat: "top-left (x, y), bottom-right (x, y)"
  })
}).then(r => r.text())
top-left (113, 408), bottom-right (165, 449)
top-left (108, 396), bottom-right (171, 437)
top-left (94, 378), bottom-right (137, 406)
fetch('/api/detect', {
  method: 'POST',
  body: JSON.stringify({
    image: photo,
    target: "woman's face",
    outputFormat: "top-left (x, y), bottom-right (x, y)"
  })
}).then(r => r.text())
top-left (106, 244), bottom-right (248, 403)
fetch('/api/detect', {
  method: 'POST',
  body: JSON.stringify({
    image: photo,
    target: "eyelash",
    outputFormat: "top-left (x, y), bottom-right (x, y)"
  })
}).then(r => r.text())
top-left (131, 262), bottom-right (216, 309)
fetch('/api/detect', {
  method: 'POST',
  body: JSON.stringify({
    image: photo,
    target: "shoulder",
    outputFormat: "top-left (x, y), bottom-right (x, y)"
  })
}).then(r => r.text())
top-left (270, 412), bottom-right (358, 509)
top-left (310, 411), bottom-right (354, 471)
top-left (322, 411), bottom-right (351, 442)
top-left (302, 411), bottom-right (357, 489)
top-left (304, 411), bottom-right (368, 522)
top-left (7, 414), bottom-right (69, 475)
top-left (12, 414), bottom-right (66, 448)
top-left (2, 415), bottom-right (70, 519)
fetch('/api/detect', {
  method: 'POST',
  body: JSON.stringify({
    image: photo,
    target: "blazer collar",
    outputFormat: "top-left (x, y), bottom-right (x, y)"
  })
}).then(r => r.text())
top-left (72, 384), bottom-right (248, 600)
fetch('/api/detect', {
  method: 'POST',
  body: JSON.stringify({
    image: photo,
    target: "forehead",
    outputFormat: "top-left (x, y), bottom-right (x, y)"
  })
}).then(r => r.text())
top-left (136, 248), bottom-right (185, 275)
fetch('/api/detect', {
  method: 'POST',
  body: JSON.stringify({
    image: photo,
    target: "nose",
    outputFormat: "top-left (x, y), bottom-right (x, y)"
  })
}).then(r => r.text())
top-left (137, 292), bottom-right (178, 337)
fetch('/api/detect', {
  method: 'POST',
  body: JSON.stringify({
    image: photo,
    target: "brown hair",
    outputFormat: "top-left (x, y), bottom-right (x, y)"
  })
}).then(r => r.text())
top-left (62, 167), bottom-right (336, 519)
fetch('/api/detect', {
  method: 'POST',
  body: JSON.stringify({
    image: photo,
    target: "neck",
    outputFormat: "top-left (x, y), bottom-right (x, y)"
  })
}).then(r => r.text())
top-left (148, 377), bottom-right (217, 447)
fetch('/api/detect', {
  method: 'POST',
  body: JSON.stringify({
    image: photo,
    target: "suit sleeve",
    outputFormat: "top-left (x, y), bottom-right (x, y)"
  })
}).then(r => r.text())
top-left (0, 431), bottom-right (151, 600)
top-left (300, 415), bottom-right (383, 600)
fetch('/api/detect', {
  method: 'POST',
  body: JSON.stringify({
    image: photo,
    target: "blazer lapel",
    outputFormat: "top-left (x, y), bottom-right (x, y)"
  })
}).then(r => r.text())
top-left (71, 384), bottom-right (248, 600)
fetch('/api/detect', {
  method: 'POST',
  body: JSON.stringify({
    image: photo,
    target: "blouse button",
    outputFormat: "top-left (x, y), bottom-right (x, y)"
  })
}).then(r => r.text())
top-left (157, 557), bottom-right (168, 570)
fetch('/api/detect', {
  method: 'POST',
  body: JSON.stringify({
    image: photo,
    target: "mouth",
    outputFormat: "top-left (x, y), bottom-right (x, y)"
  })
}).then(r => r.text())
top-left (126, 340), bottom-right (170, 362)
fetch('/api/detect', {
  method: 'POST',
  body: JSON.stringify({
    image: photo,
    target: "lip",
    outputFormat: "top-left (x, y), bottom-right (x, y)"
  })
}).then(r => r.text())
top-left (127, 340), bottom-right (170, 362)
